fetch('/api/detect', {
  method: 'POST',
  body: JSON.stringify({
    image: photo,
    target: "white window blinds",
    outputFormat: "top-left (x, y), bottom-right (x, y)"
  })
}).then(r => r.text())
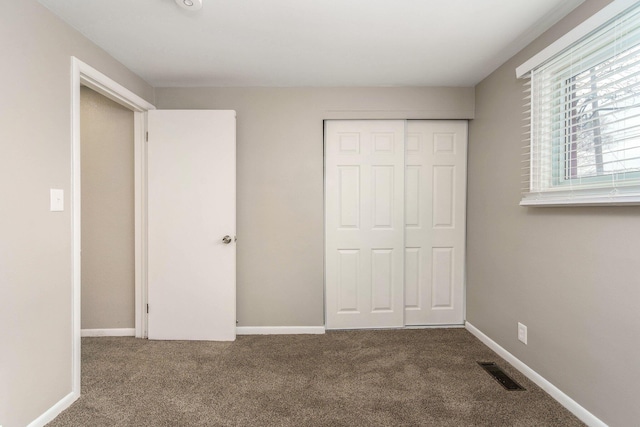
top-left (521, 2), bottom-right (640, 206)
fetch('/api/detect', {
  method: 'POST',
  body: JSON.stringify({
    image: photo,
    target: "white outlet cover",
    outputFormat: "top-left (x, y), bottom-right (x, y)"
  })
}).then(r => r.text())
top-left (518, 322), bottom-right (528, 345)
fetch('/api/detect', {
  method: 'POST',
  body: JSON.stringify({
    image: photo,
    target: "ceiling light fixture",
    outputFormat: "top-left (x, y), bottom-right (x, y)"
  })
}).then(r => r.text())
top-left (175, 0), bottom-right (202, 11)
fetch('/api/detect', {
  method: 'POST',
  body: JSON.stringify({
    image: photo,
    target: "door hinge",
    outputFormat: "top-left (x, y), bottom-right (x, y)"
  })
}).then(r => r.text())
top-left (146, 304), bottom-right (149, 314)
top-left (145, 132), bottom-right (149, 142)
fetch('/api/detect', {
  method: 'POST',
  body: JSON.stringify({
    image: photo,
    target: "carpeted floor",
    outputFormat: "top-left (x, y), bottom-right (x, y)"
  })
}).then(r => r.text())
top-left (47, 329), bottom-right (584, 426)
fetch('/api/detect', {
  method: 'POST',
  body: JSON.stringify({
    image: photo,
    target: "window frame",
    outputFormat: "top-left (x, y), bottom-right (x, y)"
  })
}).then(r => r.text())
top-left (519, 0), bottom-right (640, 206)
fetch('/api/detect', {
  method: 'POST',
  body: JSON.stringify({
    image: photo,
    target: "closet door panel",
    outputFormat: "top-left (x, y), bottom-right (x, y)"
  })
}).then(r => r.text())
top-left (325, 120), bottom-right (405, 329)
top-left (405, 120), bottom-right (467, 326)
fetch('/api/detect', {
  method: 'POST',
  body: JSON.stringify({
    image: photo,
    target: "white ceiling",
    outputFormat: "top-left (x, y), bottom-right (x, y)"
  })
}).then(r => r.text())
top-left (38, 0), bottom-right (584, 87)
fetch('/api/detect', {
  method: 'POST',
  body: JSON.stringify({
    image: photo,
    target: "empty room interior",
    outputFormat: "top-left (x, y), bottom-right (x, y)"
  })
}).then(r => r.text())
top-left (2, 0), bottom-right (640, 426)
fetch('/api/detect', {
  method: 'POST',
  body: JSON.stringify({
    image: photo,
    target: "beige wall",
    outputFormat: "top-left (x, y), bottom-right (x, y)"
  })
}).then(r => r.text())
top-left (80, 87), bottom-right (135, 330)
top-left (467, 1), bottom-right (640, 425)
top-left (155, 87), bottom-right (474, 327)
top-left (0, 1), bottom-right (153, 426)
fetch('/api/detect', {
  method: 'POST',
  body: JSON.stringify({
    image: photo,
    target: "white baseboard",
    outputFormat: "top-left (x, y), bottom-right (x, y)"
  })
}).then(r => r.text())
top-left (236, 326), bottom-right (326, 335)
top-left (27, 391), bottom-right (78, 427)
top-left (81, 328), bottom-right (135, 337)
top-left (405, 324), bottom-right (465, 329)
top-left (465, 322), bottom-right (607, 427)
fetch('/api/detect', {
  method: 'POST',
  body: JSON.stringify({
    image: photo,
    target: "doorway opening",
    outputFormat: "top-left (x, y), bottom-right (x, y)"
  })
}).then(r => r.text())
top-left (80, 86), bottom-right (135, 336)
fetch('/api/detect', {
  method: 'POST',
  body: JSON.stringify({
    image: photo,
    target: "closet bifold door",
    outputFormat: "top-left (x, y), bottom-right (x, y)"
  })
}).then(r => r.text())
top-left (325, 120), bottom-right (405, 329)
top-left (404, 120), bottom-right (467, 326)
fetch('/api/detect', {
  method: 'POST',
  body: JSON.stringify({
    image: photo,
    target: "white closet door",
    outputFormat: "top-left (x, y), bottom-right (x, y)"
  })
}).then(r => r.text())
top-left (404, 120), bottom-right (467, 325)
top-left (325, 120), bottom-right (405, 329)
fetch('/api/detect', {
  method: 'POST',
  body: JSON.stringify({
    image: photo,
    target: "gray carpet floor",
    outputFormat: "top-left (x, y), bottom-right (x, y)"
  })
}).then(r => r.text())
top-left (47, 329), bottom-right (584, 426)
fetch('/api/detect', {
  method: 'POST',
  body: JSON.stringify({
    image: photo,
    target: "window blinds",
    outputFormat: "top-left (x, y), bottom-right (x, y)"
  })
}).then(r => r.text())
top-left (521, 2), bottom-right (640, 205)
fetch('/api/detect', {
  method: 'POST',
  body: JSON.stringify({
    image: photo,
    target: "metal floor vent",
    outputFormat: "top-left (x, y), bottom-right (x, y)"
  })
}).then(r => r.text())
top-left (478, 362), bottom-right (526, 391)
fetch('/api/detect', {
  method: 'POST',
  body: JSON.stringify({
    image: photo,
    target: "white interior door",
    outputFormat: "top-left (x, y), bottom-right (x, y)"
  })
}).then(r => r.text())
top-left (405, 120), bottom-right (467, 325)
top-left (325, 120), bottom-right (405, 329)
top-left (147, 110), bottom-right (236, 341)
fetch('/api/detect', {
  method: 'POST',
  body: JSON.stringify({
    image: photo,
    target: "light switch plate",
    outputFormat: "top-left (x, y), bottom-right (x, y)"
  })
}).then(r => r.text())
top-left (50, 189), bottom-right (64, 212)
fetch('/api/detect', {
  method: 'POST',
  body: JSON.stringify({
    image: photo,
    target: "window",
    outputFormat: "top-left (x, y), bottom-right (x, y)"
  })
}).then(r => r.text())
top-left (520, 1), bottom-right (640, 205)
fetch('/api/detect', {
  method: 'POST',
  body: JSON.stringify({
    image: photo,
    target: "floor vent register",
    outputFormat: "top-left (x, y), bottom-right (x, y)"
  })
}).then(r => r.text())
top-left (477, 362), bottom-right (526, 391)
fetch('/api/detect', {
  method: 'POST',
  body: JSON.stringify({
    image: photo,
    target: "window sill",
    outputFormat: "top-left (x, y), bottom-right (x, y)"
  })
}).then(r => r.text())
top-left (520, 190), bottom-right (640, 207)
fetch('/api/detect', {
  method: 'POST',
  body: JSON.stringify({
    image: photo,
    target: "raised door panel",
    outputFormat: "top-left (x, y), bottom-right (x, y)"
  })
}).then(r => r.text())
top-left (372, 166), bottom-right (395, 229)
top-left (338, 166), bottom-right (360, 229)
top-left (371, 249), bottom-right (393, 311)
top-left (404, 247), bottom-right (421, 310)
top-left (433, 166), bottom-right (455, 229)
top-left (337, 250), bottom-right (360, 313)
top-left (431, 247), bottom-right (454, 308)
top-left (405, 166), bottom-right (421, 228)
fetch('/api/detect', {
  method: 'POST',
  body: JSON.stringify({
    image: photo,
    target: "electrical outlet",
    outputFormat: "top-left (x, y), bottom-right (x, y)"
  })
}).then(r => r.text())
top-left (518, 322), bottom-right (528, 345)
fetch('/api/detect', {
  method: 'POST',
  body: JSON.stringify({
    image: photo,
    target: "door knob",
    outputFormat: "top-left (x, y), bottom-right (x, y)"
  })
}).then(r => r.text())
top-left (222, 235), bottom-right (232, 244)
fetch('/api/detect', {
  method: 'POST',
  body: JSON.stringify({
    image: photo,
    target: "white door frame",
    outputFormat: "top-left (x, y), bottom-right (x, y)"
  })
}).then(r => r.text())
top-left (70, 57), bottom-right (155, 395)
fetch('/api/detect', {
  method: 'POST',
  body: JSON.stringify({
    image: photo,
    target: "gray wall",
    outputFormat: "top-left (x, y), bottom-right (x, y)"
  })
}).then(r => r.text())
top-left (155, 87), bottom-right (474, 327)
top-left (467, 1), bottom-right (640, 425)
top-left (81, 87), bottom-right (135, 330)
top-left (0, 2), bottom-right (153, 426)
